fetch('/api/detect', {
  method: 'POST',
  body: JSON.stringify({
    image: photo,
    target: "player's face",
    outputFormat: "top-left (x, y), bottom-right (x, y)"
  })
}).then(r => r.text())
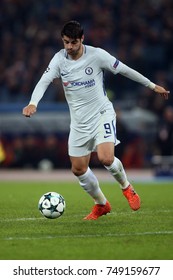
top-left (62, 35), bottom-right (84, 59)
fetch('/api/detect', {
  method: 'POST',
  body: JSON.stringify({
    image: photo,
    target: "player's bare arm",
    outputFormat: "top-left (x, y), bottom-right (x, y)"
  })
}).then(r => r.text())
top-left (153, 85), bottom-right (170, 100)
top-left (23, 104), bottom-right (37, 117)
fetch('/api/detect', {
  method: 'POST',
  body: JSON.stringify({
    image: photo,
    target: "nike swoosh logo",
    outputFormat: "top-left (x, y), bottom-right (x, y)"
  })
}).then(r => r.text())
top-left (104, 135), bottom-right (111, 138)
top-left (61, 72), bottom-right (69, 76)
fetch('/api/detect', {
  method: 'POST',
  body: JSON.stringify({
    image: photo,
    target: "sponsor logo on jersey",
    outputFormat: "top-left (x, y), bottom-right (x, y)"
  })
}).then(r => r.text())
top-left (63, 81), bottom-right (70, 86)
top-left (63, 79), bottom-right (95, 88)
top-left (85, 67), bottom-right (93, 75)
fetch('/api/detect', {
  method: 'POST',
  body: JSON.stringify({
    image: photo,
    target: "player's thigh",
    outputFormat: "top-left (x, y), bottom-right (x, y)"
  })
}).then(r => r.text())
top-left (97, 142), bottom-right (115, 166)
top-left (70, 154), bottom-right (91, 176)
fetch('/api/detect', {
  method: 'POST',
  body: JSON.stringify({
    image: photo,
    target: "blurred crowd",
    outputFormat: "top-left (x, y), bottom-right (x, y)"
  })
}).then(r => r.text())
top-left (0, 134), bottom-right (70, 169)
top-left (0, 0), bottom-right (173, 169)
top-left (1, 0), bottom-right (173, 103)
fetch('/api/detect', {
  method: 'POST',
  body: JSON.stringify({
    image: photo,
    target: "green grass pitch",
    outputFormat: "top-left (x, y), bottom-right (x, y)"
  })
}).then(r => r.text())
top-left (0, 179), bottom-right (173, 260)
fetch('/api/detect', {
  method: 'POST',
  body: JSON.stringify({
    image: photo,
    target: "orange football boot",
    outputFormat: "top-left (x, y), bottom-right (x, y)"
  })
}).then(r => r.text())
top-left (123, 184), bottom-right (140, 211)
top-left (84, 201), bottom-right (111, 220)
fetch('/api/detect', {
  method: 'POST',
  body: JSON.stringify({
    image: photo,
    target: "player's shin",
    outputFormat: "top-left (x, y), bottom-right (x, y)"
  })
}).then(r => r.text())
top-left (104, 157), bottom-right (129, 189)
top-left (77, 167), bottom-right (107, 205)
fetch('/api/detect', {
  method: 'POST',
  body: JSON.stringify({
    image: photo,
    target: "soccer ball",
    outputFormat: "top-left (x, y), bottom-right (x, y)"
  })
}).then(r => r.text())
top-left (38, 192), bottom-right (66, 219)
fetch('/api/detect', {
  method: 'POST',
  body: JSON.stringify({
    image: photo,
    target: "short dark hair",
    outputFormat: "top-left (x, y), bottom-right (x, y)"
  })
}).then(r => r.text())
top-left (61, 20), bottom-right (84, 39)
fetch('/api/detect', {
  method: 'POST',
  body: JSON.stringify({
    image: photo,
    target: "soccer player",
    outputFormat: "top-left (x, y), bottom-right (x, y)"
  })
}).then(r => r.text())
top-left (23, 21), bottom-right (169, 220)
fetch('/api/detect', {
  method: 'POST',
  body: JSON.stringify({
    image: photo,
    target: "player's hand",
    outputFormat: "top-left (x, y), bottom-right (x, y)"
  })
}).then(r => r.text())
top-left (22, 104), bottom-right (37, 117)
top-left (154, 85), bottom-right (170, 100)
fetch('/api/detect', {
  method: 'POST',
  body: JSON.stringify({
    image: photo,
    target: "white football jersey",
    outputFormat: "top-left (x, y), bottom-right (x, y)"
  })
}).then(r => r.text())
top-left (29, 45), bottom-right (152, 130)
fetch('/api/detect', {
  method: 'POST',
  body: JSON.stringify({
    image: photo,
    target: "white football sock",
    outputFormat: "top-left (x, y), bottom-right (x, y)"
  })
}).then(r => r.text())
top-left (104, 157), bottom-right (129, 189)
top-left (77, 167), bottom-right (107, 205)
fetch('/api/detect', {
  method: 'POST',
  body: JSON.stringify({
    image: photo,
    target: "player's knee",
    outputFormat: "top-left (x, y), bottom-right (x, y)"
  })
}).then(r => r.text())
top-left (71, 166), bottom-right (88, 177)
top-left (98, 155), bottom-right (114, 166)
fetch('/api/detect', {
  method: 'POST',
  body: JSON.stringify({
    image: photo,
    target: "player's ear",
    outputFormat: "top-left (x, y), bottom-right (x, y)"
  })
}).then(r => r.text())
top-left (81, 35), bottom-right (84, 42)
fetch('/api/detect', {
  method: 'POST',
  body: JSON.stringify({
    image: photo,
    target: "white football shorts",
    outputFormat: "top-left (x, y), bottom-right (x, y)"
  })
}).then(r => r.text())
top-left (68, 109), bottom-right (120, 157)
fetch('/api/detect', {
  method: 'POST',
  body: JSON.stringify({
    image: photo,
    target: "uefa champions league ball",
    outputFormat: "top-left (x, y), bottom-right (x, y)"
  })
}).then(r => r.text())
top-left (38, 192), bottom-right (66, 219)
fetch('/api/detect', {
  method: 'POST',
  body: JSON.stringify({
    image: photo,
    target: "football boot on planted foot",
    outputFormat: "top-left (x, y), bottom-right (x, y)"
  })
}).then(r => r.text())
top-left (83, 201), bottom-right (111, 220)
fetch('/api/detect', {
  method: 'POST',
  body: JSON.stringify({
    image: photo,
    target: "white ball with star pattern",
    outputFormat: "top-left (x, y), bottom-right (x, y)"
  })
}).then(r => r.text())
top-left (38, 192), bottom-right (66, 219)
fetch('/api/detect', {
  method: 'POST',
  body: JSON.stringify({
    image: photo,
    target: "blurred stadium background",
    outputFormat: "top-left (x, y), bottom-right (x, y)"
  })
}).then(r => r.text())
top-left (0, 0), bottom-right (173, 178)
